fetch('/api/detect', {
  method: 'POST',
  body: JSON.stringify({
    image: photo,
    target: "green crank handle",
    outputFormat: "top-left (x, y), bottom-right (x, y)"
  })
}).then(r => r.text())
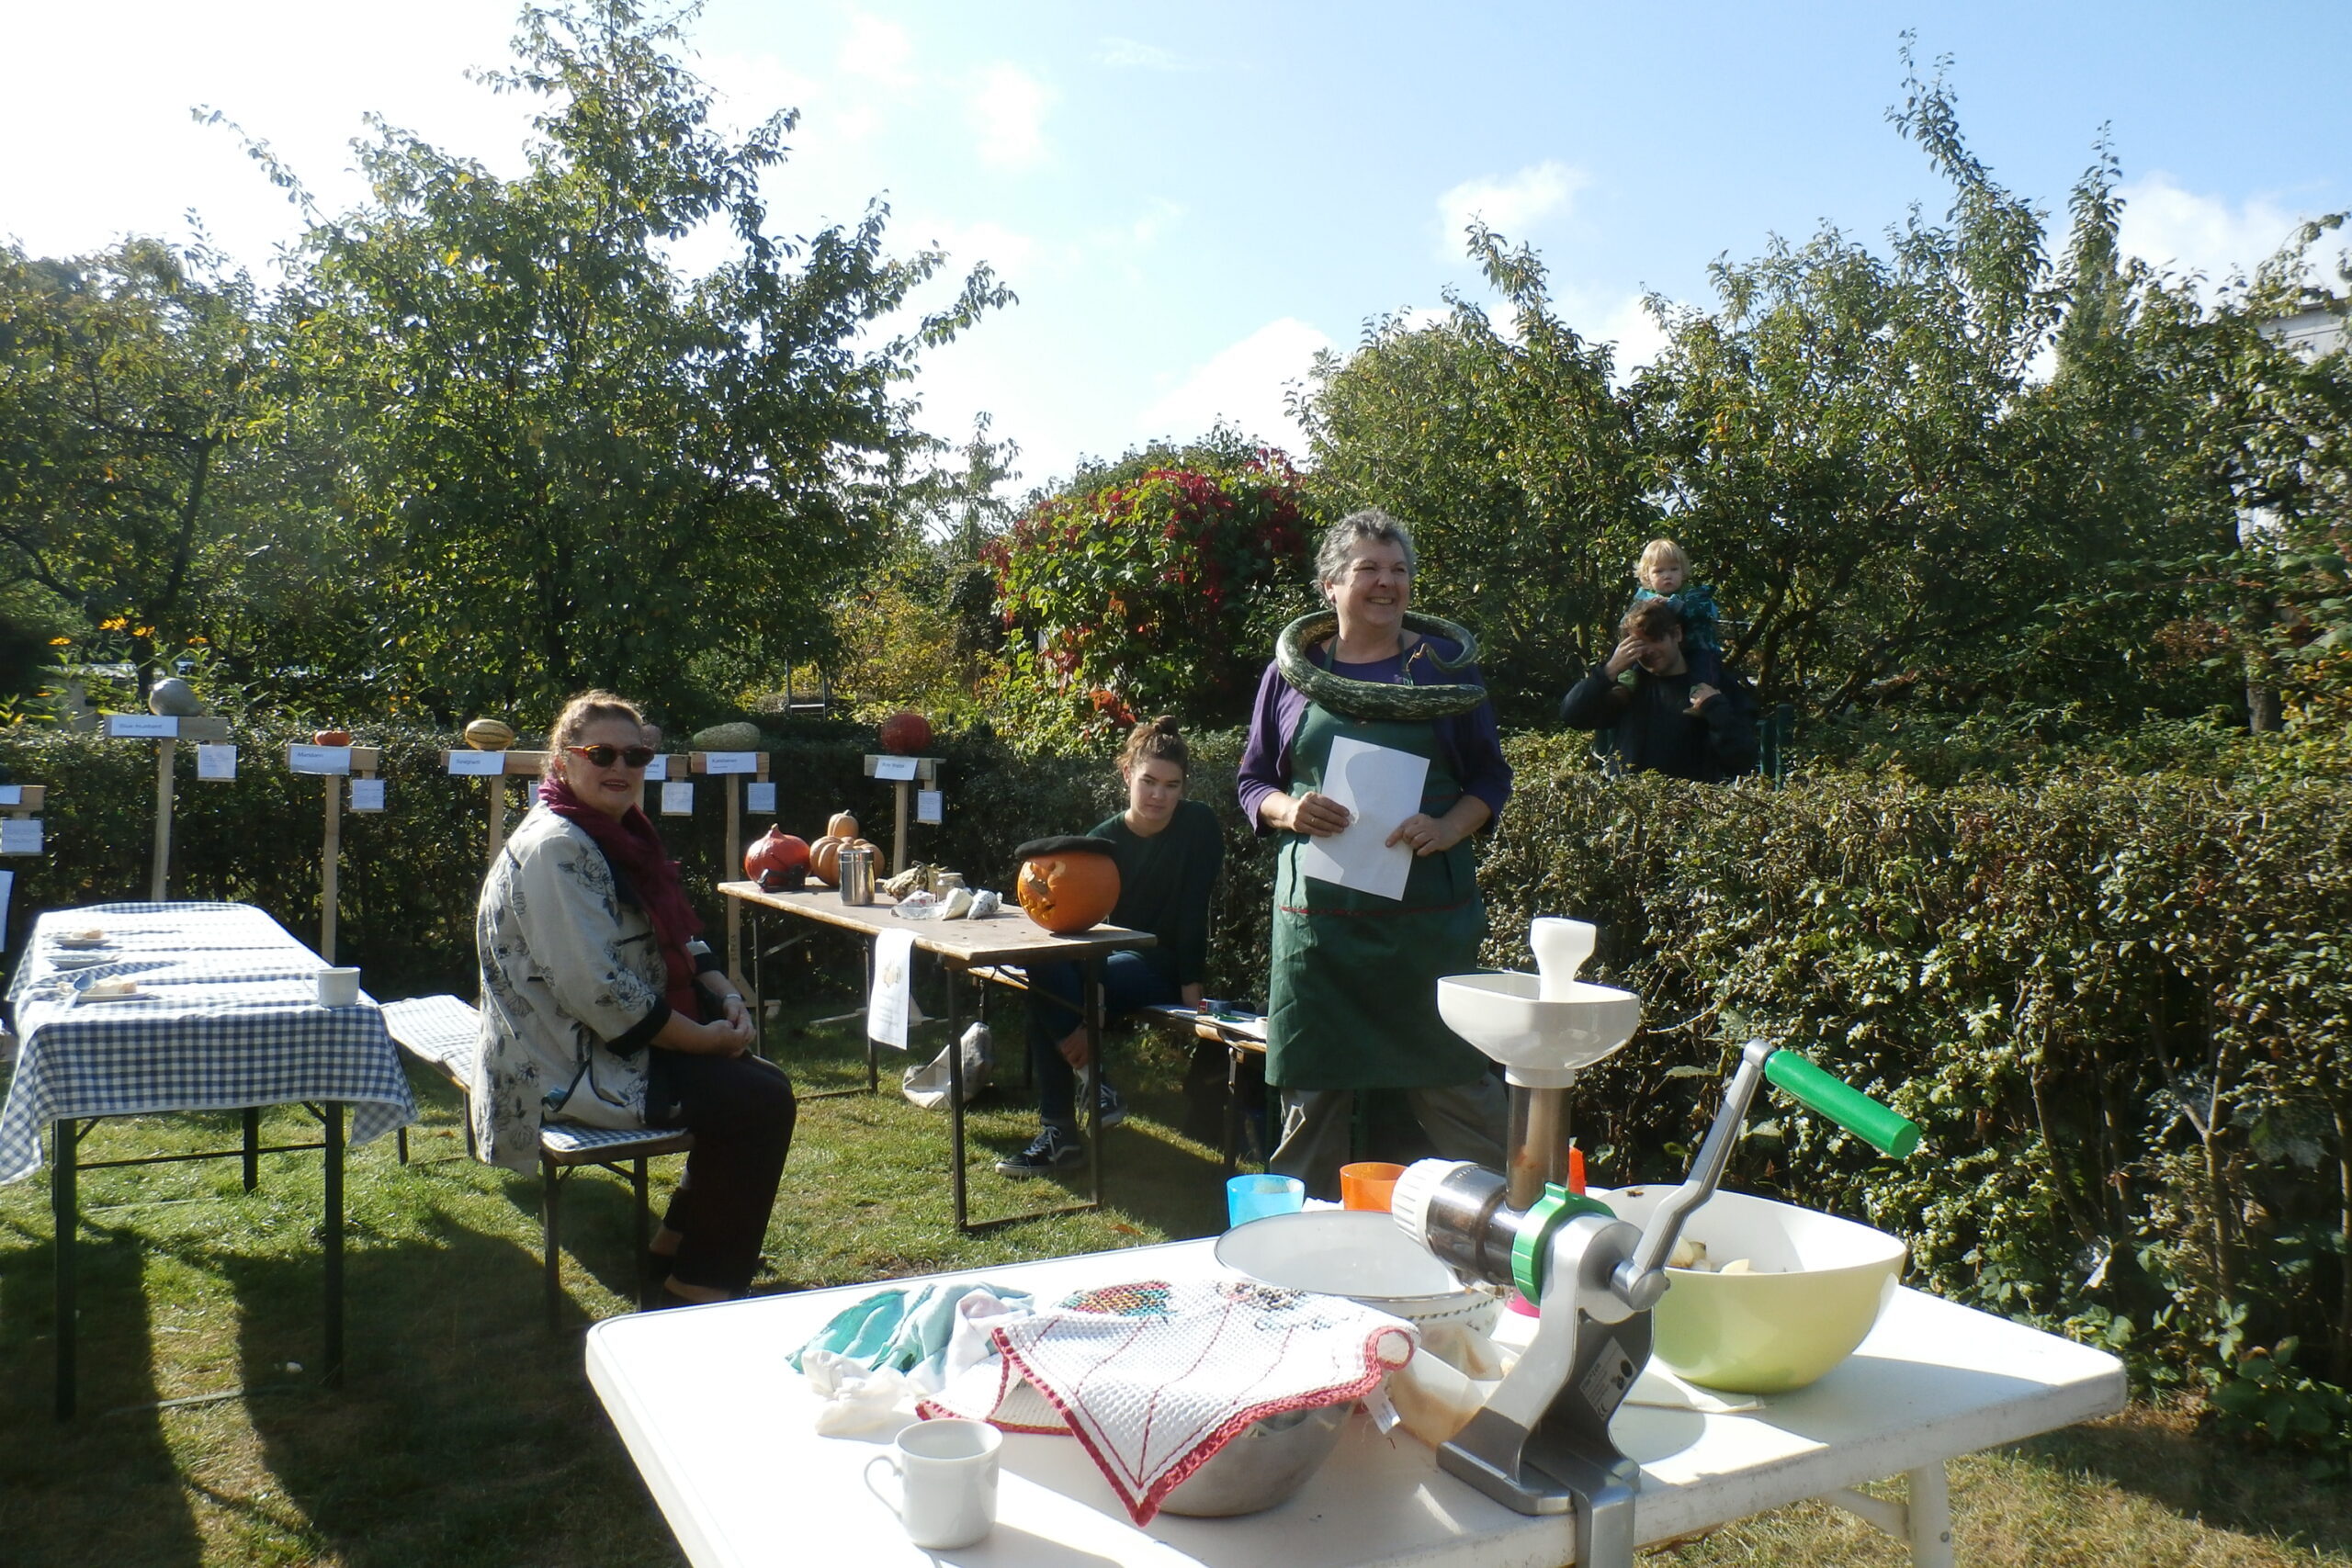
top-left (1763, 1050), bottom-right (1921, 1157)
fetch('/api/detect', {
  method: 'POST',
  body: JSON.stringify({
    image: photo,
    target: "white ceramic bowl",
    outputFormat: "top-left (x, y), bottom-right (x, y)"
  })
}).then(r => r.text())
top-left (1214, 1209), bottom-right (1502, 1335)
top-left (1599, 1185), bottom-right (1905, 1394)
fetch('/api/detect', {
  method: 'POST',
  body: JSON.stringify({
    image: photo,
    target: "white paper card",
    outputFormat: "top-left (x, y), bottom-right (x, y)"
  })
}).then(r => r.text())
top-left (702, 750), bottom-right (758, 775)
top-left (745, 781), bottom-right (776, 813)
top-left (1, 818), bottom-right (42, 855)
top-left (1296, 736), bottom-right (1429, 902)
top-left (447, 749), bottom-right (504, 776)
top-left (288, 744), bottom-right (353, 776)
top-left (872, 754), bottom-right (919, 782)
top-left (108, 714), bottom-right (177, 739)
top-left (660, 781), bottom-right (694, 816)
top-left (350, 778), bottom-right (386, 812)
top-left (525, 784), bottom-right (541, 807)
top-left (0, 868), bottom-right (11, 948)
top-left (867, 928), bottom-right (915, 1050)
top-left (0, 786), bottom-right (20, 806)
top-left (197, 743), bottom-right (238, 781)
top-left (916, 787), bottom-right (944, 825)
top-left (639, 753), bottom-right (667, 781)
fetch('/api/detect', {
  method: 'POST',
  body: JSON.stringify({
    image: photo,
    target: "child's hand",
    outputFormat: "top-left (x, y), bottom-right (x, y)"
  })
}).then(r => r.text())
top-left (1686, 682), bottom-right (1720, 715)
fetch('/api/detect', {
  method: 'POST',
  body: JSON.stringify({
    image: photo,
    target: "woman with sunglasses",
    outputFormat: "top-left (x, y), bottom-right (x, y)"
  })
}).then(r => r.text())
top-left (474, 690), bottom-right (796, 1304)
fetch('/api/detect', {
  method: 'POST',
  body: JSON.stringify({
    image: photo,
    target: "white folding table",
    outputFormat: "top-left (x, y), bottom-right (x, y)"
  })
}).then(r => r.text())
top-left (586, 1235), bottom-right (2124, 1567)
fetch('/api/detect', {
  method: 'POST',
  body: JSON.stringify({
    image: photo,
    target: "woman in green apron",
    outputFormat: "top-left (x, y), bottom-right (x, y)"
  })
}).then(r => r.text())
top-left (1236, 510), bottom-right (1513, 1199)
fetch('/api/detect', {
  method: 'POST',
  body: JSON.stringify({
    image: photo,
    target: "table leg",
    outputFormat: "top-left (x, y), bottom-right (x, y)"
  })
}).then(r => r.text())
top-left (243, 1106), bottom-right (261, 1191)
top-left (1083, 955), bottom-right (1103, 1211)
top-left (52, 1118), bottom-right (77, 1420)
top-left (864, 942), bottom-right (878, 1093)
top-left (1907, 1462), bottom-right (1953, 1567)
top-left (1223, 1040), bottom-right (1242, 1176)
top-left (749, 908), bottom-right (767, 1059)
top-left (323, 1102), bottom-right (344, 1389)
top-left (949, 962), bottom-right (968, 1230)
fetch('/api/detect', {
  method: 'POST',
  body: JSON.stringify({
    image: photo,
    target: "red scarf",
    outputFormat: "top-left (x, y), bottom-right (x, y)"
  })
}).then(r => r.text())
top-left (538, 773), bottom-right (705, 1018)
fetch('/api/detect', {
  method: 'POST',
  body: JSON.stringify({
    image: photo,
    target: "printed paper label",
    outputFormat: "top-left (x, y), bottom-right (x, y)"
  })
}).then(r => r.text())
top-left (745, 782), bottom-right (776, 813)
top-left (660, 781), bottom-right (695, 816)
top-left (350, 778), bottom-right (387, 812)
top-left (107, 714), bottom-right (178, 739)
top-left (197, 744), bottom-right (238, 781)
top-left (447, 750), bottom-right (505, 776)
top-left (288, 744), bottom-right (354, 776)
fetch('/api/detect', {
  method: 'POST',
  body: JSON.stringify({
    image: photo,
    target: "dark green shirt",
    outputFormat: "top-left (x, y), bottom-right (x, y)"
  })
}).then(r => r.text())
top-left (1088, 799), bottom-right (1225, 987)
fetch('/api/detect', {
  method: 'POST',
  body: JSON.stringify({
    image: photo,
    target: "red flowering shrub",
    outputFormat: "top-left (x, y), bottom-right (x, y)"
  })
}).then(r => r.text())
top-left (991, 451), bottom-right (1316, 741)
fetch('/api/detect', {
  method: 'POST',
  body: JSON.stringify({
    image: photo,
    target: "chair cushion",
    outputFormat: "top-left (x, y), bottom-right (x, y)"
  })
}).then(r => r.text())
top-left (539, 1122), bottom-right (695, 1161)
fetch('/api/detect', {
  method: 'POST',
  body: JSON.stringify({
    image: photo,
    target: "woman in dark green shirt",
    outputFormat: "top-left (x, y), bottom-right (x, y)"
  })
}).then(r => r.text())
top-left (997, 716), bottom-right (1226, 1177)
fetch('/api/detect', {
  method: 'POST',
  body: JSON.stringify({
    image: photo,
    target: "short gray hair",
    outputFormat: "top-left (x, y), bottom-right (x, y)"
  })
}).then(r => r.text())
top-left (1314, 508), bottom-right (1418, 590)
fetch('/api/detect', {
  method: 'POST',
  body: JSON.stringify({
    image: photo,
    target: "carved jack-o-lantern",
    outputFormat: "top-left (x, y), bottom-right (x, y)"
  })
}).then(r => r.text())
top-left (1015, 836), bottom-right (1121, 934)
top-left (744, 827), bottom-right (810, 891)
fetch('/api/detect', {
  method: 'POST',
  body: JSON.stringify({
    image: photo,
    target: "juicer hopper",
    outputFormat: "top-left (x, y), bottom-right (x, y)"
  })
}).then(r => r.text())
top-left (1436, 919), bottom-right (1639, 1089)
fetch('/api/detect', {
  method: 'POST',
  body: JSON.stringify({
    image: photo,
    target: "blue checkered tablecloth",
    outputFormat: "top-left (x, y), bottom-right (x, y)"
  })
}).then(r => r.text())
top-left (0, 902), bottom-right (418, 1183)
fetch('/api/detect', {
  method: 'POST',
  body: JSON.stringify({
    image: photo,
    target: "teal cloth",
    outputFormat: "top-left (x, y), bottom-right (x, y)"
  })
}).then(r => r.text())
top-left (787, 1282), bottom-right (1035, 1374)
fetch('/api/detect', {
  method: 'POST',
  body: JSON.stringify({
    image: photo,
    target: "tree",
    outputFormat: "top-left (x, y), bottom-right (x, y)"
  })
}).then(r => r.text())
top-left (1300, 231), bottom-right (1655, 722)
top-left (0, 236), bottom-right (276, 696)
top-left (271, 0), bottom-right (1007, 725)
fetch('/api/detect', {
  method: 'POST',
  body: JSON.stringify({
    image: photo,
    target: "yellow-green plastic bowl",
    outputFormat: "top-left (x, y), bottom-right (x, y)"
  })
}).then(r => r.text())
top-left (1599, 1186), bottom-right (1905, 1394)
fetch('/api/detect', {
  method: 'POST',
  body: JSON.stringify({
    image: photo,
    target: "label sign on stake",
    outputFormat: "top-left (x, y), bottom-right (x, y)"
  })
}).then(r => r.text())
top-left (0, 785), bottom-right (18, 807)
top-left (107, 714), bottom-right (178, 739)
top-left (197, 744), bottom-right (238, 781)
top-left (916, 787), bottom-right (944, 826)
top-left (288, 744), bottom-right (354, 776)
top-left (447, 750), bottom-right (505, 776)
top-left (642, 753), bottom-right (668, 781)
top-left (350, 778), bottom-right (387, 812)
top-left (1, 818), bottom-right (42, 855)
top-left (872, 754), bottom-right (919, 782)
top-left (745, 781), bottom-right (776, 813)
top-left (701, 750), bottom-right (758, 775)
top-left (660, 781), bottom-right (694, 815)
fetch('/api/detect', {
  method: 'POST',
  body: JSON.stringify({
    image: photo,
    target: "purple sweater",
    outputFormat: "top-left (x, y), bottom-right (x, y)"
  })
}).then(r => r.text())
top-left (1236, 638), bottom-right (1512, 835)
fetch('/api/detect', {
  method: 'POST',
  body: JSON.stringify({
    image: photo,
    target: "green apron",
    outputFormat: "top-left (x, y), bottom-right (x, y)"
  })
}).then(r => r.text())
top-left (1265, 699), bottom-right (1490, 1090)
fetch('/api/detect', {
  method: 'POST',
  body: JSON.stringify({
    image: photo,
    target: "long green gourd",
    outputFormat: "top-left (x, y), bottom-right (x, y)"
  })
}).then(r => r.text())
top-left (1273, 610), bottom-right (1491, 722)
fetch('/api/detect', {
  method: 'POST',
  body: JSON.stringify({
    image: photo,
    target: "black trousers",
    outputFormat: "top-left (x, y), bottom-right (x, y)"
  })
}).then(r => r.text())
top-left (645, 1051), bottom-right (797, 1293)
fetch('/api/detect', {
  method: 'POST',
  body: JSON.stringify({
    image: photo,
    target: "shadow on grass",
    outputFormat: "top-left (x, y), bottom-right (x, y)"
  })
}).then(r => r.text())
top-left (2012, 1405), bottom-right (2352, 1559)
top-left (0, 1204), bottom-right (206, 1568)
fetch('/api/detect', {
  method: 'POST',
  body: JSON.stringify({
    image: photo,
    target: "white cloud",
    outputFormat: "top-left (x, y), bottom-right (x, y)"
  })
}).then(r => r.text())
top-left (1136, 318), bottom-right (1336, 455)
top-left (1434, 160), bottom-right (1589, 259)
top-left (969, 64), bottom-right (1053, 169)
top-left (915, 218), bottom-right (1041, 278)
top-left (2115, 174), bottom-right (2309, 286)
top-left (836, 13), bottom-right (914, 89)
top-left (1595, 293), bottom-right (1670, 379)
top-left (1096, 37), bottom-right (1190, 71)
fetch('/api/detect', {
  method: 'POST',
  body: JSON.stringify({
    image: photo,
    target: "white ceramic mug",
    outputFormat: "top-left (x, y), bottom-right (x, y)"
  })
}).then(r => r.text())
top-left (863, 1417), bottom-right (1001, 1550)
top-left (316, 967), bottom-right (361, 1009)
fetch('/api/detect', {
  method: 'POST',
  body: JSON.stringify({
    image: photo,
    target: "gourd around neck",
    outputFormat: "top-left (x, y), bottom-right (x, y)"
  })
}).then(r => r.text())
top-left (1329, 625), bottom-right (1414, 665)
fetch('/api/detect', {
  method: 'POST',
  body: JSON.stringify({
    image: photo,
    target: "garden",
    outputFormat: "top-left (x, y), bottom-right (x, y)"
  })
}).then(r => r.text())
top-left (3, 4), bottom-right (2351, 1565)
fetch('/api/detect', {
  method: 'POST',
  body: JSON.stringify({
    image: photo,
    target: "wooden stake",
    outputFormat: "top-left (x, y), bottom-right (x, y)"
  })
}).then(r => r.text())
top-left (150, 739), bottom-right (175, 900)
top-left (892, 778), bottom-right (911, 874)
top-left (321, 773), bottom-right (343, 963)
top-left (487, 776), bottom-right (508, 865)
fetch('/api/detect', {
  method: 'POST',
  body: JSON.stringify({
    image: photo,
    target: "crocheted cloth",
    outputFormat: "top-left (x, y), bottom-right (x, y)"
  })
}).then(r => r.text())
top-left (918, 1278), bottom-right (1417, 1525)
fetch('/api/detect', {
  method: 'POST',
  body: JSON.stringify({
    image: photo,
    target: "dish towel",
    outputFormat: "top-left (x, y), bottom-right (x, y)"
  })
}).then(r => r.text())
top-left (920, 1279), bottom-right (1417, 1525)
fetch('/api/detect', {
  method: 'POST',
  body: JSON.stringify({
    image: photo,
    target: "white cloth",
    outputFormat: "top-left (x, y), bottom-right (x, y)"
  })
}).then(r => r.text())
top-left (471, 807), bottom-right (665, 1170)
top-left (920, 1279), bottom-right (1416, 1525)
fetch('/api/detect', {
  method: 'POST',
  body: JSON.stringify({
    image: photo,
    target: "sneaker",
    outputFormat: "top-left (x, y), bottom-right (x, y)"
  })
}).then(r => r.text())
top-left (996, 1124), bottom-right (1084, 1178)
top-left (1096, 1082), bottom-right (1127, 1130)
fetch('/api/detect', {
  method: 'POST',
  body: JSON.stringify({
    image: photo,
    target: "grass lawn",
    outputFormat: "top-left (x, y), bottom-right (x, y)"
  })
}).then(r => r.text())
top-left (2, 981), bottom-right (2347, 1568)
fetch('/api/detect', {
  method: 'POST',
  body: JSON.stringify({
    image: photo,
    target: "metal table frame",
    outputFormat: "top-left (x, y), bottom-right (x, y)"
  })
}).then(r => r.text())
top-left (720, 883), bottom-right (1154, 1232)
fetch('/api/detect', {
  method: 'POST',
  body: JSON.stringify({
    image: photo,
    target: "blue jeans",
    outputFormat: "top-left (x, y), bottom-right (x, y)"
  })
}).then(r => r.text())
top-left (1025, 952), bottom-right (1180, 1130)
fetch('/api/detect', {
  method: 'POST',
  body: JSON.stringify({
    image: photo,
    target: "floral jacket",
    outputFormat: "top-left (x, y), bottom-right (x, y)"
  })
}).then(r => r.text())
top-left (470, 807), bottom-right (668, 1171)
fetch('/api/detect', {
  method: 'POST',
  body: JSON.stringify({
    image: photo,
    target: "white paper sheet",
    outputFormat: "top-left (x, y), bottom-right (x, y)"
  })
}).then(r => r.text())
top-left (916, 787), bottom-right (944, 825)
top-left (107, 714), bottom-right (177, 738)
top-left (350, 778), bottom-right (386, 812)
top-left (0, 786), bottom-right (20, 806)
top-left (0, 868), bottom-right (11, 948)
top-left (641, 753), bottom-right (668, 781)
top-left (288, 743), bottom-right (353, 776)
top-left (868, 928), bottom-right (915, 1050)
top-left (660, 781), bottom-right (694, 816)
top-left (701, 750), bottom-right (758, 775)
top-left (447, 749), bottom-right (504, 776)
top-left (745, 781), bottom-right (776, 813)
top-left (197, 743), bottom-right (238, 780)
top-left (1, 818), bottom-right (43, 855)
top-left (872, 754), bottom-right (919, 782)
top-left (1295, 736), bottom-right (1428, 902)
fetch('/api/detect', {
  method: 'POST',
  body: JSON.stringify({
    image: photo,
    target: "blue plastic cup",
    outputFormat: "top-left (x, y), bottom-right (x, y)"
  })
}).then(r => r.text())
top-left (1227, 1173), bottom-right (1306, 1229)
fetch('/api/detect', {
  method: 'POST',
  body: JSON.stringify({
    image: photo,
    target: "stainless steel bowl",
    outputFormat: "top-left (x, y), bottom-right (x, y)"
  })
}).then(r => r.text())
top-left (1157, 1400), bottom-right (1356, 1517)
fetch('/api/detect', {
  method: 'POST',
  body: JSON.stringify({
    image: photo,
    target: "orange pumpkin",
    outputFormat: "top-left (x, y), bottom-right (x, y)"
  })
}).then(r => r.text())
top-left (809, 834), bottom-right (879, 886)
top-left (744, 827), bottom-right (810, 891)
top-left (827, 810), bottom-right (860, 839)
top-left (1015, 836), bottom-right (1121, 934)
top-left (312, 728), bottom-right (353, 747)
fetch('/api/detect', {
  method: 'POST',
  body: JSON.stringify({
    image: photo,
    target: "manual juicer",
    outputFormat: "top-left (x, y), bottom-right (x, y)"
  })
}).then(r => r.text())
top-left (1399, 919), bottom-right (1922, 1568)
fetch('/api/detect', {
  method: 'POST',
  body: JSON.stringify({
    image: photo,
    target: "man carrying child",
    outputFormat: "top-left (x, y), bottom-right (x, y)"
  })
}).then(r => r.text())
top-left (1559, 597), bottom-right (1758, 783)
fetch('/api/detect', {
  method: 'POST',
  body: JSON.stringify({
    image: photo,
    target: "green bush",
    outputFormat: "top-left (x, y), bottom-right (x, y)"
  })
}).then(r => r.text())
top-left (6, 721), bottom-right (2346, 1437)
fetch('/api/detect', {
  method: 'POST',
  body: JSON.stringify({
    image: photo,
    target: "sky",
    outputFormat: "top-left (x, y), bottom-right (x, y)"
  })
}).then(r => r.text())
top-left (5, 0), bottom-right (2348, 496)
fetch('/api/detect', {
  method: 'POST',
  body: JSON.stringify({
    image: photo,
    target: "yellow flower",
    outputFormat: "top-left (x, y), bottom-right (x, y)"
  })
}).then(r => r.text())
top-left (100, 615), bottom-right (129, 632)
top-left (48, 636), bottom-right (71, 646)
top-left (133, 626), bottom-right (155, 638)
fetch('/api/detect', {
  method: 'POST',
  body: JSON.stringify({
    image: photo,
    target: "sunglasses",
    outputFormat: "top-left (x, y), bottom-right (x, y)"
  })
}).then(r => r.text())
top-left (566, 743), bottom-right (657, 769)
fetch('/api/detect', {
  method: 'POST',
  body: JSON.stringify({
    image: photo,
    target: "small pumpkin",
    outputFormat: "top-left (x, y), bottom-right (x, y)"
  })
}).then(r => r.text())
top-left (879, 710), bottom-right (933, 756)
top-left (744, 827), bottom-right (811, 891)
top-left (1014, 835), bottom-right (1121, 934)
top-left (809, 833), bottom-right (880, 887)
top-left (465, 717), bottom-right (515, 750)
top-left (312, 728), bottom-right (353, 747)
top-left (827, 810), bottom-right (860, 839)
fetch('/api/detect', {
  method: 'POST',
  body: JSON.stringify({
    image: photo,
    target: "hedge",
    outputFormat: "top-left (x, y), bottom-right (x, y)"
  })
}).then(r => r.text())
top-left (4, 722), bottom-right (2347, 1424)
